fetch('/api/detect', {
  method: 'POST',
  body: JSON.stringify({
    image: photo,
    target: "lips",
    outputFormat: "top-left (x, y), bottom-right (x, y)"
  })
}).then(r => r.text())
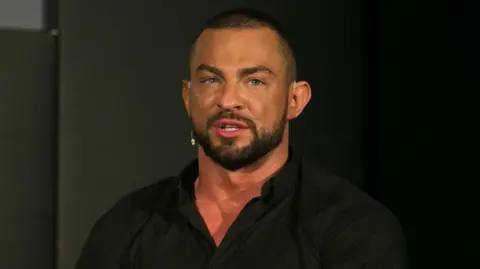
top-left (212, 119), bottom-right (249, 138)
top-left (212, 119), bottom-right (248, 129)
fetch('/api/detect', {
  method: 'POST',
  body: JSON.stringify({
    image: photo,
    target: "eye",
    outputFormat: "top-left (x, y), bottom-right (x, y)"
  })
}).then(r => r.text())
top-left (248, 79), bottom-right (264, 86)
top-left (200, 77), bottom-right (219, 84)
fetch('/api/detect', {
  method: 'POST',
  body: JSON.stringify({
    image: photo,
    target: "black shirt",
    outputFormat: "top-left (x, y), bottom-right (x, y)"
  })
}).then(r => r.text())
top-left (75, 151), bottom-right (408, 269)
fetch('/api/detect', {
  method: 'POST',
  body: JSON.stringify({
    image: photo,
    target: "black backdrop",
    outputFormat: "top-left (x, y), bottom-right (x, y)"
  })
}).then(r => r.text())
top-left (0, 1), bottom-right (470, 269)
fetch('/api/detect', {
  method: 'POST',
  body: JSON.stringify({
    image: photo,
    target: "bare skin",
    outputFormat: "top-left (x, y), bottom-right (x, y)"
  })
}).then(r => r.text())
top-left (182, 28), bottom-right (311, 246)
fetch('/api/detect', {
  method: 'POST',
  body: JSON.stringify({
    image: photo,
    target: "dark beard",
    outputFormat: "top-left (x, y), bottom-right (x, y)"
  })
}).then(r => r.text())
top-left (192, 108), bottom-right (287, 171)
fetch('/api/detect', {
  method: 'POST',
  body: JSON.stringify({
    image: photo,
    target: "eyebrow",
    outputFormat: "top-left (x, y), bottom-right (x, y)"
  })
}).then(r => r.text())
top-left (240, 66), bottom-right (275, 77)
top-left (196, 64), bottom-right (275, 79)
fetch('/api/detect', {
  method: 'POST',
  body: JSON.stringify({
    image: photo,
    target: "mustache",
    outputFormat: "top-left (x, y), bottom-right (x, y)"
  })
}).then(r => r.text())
top-left (207, 112), bottom-right (255, 129)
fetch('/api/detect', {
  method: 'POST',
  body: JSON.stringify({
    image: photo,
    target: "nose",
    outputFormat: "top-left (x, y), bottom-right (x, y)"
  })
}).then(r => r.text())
top-left (217, 83), bottom-right (244, 111)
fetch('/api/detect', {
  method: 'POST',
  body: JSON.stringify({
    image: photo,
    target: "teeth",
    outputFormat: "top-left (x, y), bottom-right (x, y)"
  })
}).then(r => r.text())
top-left (222, 127), bottom-right (239, 131)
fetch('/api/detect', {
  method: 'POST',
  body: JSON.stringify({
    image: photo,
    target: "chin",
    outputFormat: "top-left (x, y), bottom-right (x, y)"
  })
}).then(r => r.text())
top-left (221, 139), bottom-right (254, 150)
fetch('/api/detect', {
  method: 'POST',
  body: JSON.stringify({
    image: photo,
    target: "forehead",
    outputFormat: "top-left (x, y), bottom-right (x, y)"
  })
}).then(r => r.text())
top-left (191, 28), bottom-right (285, 73)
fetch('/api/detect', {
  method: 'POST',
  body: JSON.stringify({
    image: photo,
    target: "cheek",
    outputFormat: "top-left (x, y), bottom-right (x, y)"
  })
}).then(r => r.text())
top-left (246, 92), bottom-right (286, 125)
top-left (190, 91), bottom-right (217, 127)
top-left (191, 89), bottom-right (218, 109)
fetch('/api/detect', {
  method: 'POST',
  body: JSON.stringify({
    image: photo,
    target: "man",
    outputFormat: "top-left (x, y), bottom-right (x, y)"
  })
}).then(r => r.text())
top-left (75, 8), bottom-right (408, 269)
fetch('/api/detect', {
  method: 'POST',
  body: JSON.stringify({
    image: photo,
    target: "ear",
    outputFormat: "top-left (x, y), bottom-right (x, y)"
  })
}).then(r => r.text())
top-left (287, 80), bottom-right (312, 120)
top-left (181, 80), bottom-right (191, 115)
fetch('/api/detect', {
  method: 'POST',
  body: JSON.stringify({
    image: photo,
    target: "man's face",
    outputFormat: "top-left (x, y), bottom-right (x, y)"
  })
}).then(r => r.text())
top-left (184, 28), bottom-right (293, 171)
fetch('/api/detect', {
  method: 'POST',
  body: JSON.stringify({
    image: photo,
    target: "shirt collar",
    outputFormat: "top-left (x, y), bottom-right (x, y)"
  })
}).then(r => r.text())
top-left (177, 147), bottom-right (301, 206)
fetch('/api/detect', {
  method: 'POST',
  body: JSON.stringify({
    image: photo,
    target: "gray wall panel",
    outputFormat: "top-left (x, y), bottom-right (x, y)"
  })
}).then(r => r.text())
top-left (0, 30), bottom-right (55, 269)
top-left (59, 2), bottom-right (196, 268)
top-left (0, 0), bottom-right (44, 30)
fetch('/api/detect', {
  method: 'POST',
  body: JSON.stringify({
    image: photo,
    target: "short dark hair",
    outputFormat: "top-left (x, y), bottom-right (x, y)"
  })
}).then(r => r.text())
top-left (190, 8), bottom-right (297, 84)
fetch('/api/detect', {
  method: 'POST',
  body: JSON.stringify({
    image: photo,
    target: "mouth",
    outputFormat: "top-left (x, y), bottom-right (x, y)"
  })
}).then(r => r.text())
top-left (212, 119), bottom-right (249, 138)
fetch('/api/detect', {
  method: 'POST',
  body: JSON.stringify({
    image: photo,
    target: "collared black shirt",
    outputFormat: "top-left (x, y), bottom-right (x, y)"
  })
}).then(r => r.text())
top-left (75, 150), bottom-right (408, 269)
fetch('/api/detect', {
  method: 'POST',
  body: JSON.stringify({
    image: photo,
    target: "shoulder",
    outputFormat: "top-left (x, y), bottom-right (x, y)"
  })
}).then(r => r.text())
top-left (75, 176), bottom-right (178, 269)
top-left (299, 158), bottom-right (386, 213)
top-left (298, 159), bottom-right (408, 267)
top-left (298, 157), bottom-right (405, 243)
top-left (95, 175), bottom-right (178, 227)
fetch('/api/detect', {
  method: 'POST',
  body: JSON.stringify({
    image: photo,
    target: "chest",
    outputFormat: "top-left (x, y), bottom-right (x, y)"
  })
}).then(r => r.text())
top-left (136, 211), bottom-right (319, 269)
top-left (134, 196), bottom-right (321, 269)
top-left (196, 202), bottom-right (244, 246)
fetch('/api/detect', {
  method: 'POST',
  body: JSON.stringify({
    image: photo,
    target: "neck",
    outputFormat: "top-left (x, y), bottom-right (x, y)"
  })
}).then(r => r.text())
top-left (195, 135), bottom-right (290, 203)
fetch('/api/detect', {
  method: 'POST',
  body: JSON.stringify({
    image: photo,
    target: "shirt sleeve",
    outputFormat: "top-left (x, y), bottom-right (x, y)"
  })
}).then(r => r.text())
top-left (320, 205), bottom-right (408, 269)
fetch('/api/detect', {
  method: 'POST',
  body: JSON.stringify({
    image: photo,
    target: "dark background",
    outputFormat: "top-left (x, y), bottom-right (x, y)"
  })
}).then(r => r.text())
top-left (0, 0), bottom-right (471, 269)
